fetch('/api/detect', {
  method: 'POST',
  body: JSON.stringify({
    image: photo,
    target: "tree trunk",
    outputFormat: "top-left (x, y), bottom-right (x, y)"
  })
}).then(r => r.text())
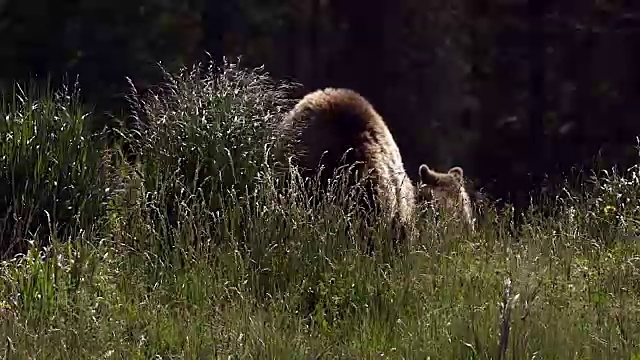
top-left (514, 0), bottom-right (547, 231)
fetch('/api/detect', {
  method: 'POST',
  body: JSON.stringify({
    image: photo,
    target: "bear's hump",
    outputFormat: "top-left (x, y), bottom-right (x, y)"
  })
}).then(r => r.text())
top-left (285, 88), bottom-right (388, 135)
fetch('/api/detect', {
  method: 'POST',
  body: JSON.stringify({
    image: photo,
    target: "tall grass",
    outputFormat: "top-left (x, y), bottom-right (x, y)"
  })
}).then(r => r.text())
top-left (0, 59), bottom-right (639, 359)
top-left (0, 79), bottom-right (116, 257)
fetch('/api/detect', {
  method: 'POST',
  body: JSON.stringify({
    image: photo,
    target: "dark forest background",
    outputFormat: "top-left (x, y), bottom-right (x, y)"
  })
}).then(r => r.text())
top-left (1, 0), bottom-right (640, 211)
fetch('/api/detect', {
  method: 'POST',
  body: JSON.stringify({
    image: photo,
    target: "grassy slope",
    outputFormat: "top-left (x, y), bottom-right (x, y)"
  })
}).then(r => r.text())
top-left (0, 60), bottom-right (639, 359)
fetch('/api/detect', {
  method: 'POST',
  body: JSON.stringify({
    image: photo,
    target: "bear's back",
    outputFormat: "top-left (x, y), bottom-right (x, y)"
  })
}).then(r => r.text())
top-left (280, 88), bottom-right (400, 181)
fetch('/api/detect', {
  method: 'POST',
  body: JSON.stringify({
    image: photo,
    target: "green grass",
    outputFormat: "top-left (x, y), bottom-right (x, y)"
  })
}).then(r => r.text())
top-left (0, 58), bottom-right (639, 359)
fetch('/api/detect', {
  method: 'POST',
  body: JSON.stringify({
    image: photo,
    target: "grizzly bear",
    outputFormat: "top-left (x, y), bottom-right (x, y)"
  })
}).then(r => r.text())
top-left (274, 87), bottom-right (474, 246)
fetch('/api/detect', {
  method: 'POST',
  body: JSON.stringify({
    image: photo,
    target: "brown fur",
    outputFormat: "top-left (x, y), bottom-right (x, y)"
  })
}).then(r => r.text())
top-left (418, 164), bottom-right (475, 230)
top-left (276, 88), bottom-right (474, 244)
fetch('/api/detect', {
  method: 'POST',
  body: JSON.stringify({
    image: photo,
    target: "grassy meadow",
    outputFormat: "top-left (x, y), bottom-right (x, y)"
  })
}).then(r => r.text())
top-left (0, 60), bottom-right (639, 359)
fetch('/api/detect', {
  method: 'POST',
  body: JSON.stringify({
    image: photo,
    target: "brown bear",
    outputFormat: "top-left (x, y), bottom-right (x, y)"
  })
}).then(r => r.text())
top-left (274, 87), bottom-right (475, 246)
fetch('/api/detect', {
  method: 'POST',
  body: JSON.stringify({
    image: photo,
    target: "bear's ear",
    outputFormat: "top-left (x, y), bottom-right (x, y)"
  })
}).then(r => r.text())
top-left (447, 166), bottom-right (464, 182)
top-left (419, 164), bottom-right (439, 186)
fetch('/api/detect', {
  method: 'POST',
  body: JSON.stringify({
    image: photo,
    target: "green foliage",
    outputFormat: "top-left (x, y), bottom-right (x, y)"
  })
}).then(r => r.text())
top-left (127, 58), bottom-right (296, 195)
top-left (0, 80), bottom-right (115, 256)
top-left (117, 58), bottom-right (299, 259)
top-left (0, 62), bottom-right (639, 359)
